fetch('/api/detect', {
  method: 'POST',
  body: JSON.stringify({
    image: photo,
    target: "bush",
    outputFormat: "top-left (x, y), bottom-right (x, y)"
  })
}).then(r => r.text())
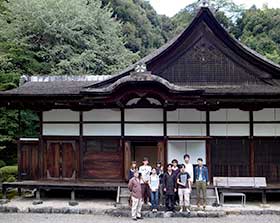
top-left (0, 160), bottom-right (6, 168)
top-left (0, 165), bottom-right (18, 182)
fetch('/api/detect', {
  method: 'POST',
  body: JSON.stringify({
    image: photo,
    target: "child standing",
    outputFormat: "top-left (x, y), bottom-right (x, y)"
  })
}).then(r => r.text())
top-left (177, 164), bottom-right (191, 213)
top-left (128, 170), bottom-right (143, 221)
top-left (162, 164), bottom-right (177, 212)
top-left (149, 167), bottom-right (160, 212)
top-left (128, 161), bottom-right (137, 180)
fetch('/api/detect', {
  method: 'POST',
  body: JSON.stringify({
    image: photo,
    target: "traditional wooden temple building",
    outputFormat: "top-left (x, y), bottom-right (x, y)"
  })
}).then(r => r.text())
top-left (1, 6), bottom-right (280, 200)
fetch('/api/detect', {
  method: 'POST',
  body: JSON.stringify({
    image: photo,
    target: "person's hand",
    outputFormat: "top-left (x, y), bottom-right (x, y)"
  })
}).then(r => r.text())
top-left (207, 182), bottom-right (210, 186)
top-left (164, 188), bottom-right (166, 192)
top-left (174, 188), bottom-right (177, 192)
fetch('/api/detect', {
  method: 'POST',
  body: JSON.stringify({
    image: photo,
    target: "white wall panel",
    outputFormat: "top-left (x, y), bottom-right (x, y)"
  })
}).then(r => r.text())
top-left (254, 124), bottom-right (275, 136)
top-left (43, 109), bottom-right (79, 122)
top-left (83, 124), bottom-right (121, 136)
top-left (125, 109), bottom-right (163, 121)
top-left (210, 109), bottom-right (249, 122)
top-left (167, 110), bottom-right (179, 121)
top-left (210, 110), bottom-right (227, 121)
top-left (125, 124), bottom-right (163, 136)
top-left (210, 124), bottom-right (249, 136)
top-left (43, 124), bottom-right (79, 136)
top-left (227, 109), bottom-right (249, 121)
top-left (227, 124), bottom-right (249, 136)
top-left (167, 124), bottom-right (206, 136)
top-left (83, 109), bottom-right (121, 121)
top-left (179, 109), bottom-right (206, 121)
top-left (210, 124), bottom-right (227, 136)
top-left (167, 141), bottom-right (206, 165)
top-left (167, 109), bottom-right (205, 122)
top-left (254, 109), bottom-right (275, 121)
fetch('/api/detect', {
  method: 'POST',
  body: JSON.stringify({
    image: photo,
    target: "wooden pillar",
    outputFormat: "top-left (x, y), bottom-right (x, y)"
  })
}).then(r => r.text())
top-left (79, 111), bottom-right (83, 179)
top-left (124, 141), bottom-right (131, 181)
top-left (249, 111), bottom-right (255, 177)
top-left (38, 111), bottom-right (44, 179)
top-left (249, 140), bottom-right (255, 177)
top-left (206, 111), bottom-right (212, 182)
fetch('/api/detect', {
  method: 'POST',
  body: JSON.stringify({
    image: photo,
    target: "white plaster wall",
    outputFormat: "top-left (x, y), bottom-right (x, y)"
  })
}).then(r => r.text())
top-left (167, 124), bottom-right (206, 136)
top-left (43, 124), bottom-right (79, 136)
top-left (43, 109), bottom-right (79, 122)
top-left (124, 124), bottom-right (163, 136)
top-left (83, 124), bottom-right (121, 136)
top-left (210, 109), bottom-right (249, 121)
top-left (83, 109), bottom-right (121, 121)
top-left (167, 109), bottom-right (205, 122)
top-left (125, 109), bottom-right (163, 121)
top-left (253, 109), bottom-right (275, 121)
top-left (210, 124), bottom-right (249, 136)
top-left (167, 140), bottom-right (206, 165)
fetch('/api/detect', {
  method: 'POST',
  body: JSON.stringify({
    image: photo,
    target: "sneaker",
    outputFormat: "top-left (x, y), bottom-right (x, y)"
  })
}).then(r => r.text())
top-left (132, 218), bottom-right (137, 221)
top-left (154, 209), bottom-right (158, 212)
top-left (186, 208), bottom-right (191, 213)
top-left (137, 216), bottom-right (143, 220)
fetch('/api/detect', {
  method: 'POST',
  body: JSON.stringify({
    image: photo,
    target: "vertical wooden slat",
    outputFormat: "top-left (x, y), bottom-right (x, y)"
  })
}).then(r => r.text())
top-left (249, 140), bottom-right (255, 177)
top-left (157, 141), bottom-right (165, 167)
top-left (206, 140), bottom-right (212, 182)
top-left (124, 141), bottom-right (131, 181)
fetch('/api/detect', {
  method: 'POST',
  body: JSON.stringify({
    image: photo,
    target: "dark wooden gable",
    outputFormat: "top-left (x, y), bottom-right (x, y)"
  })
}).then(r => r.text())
top-left (93, 7), bottom-right (280, 89)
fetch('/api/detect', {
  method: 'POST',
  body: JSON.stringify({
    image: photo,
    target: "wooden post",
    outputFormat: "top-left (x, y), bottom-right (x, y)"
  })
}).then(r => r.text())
top-left (249, 141), bottom-right (255, 177)
top-left (124, 141), bottom-right (131, 181)
top-left (69, 189), bottom-right (78, 206)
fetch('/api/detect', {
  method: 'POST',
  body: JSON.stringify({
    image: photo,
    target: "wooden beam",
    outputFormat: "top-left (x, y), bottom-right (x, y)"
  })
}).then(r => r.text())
top-left (249, 140), bottom-right (255, 177)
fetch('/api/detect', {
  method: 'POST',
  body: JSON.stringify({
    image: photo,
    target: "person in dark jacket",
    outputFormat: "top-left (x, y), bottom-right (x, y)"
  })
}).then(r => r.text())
top-left (162, 164), bottom-right (177, 212)
top-left (194, 158), bottom-right (209, 210)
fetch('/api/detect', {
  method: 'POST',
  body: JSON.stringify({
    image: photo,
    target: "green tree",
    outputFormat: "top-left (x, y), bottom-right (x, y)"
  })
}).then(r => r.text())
top-left (234, 6), bottom-right (280, 64)
top-left (101, 0), bottom-right (174, 56)
top-left (0, 0), bottom-right (137, 76)
top-left (172, 0), bottom-right (244, 34)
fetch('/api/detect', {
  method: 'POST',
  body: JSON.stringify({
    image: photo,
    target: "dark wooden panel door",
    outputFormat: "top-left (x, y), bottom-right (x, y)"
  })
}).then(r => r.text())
top-left (61, 142), bottom-right (76, 179)
top-left (19, 141), bottom-right (39, 180)
top-left (46, 141), bottom-right (77, 180)
top-left (82, 139), bottom-right (122, 179)
top-left (46, 142), bottom-right (60, 178)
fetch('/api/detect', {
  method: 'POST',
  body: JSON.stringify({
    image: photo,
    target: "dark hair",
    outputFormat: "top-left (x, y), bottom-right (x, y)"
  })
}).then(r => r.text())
top-left (167, 163), bottom-right (173, 168)
top-left (184, 154), bottom-right (190, 159)
top-left (171, 159), bottom-right (178, 164)
top-left (197, 158), bottom-right (203, 162)
top-left (143, 157), bottom-right (149, 161)
top-left (179, 164), bottom-right (185, 169)
top-left (156, 161), bottom-right (162, 165)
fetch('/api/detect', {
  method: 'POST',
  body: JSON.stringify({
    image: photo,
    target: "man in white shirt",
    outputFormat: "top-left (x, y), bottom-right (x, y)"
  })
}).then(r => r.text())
top-left (138, 157), bottom-right (152, 204)
top-left (184, 154), bottom-right (194, 183)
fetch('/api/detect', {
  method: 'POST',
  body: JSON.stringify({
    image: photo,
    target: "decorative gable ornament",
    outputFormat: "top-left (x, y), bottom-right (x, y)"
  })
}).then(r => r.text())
top-left (134, 63), bottom-right (147, 73)
top-left (201, 0), bottom-right (209, 7)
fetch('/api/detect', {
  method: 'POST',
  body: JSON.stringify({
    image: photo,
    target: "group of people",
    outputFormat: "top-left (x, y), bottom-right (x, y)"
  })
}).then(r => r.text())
top-left (128, 154), bottom-right (209, 220)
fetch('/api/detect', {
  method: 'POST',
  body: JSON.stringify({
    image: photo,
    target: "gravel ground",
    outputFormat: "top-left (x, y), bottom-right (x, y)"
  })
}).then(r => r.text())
top-left (0, 213), bottom-right (280, 223)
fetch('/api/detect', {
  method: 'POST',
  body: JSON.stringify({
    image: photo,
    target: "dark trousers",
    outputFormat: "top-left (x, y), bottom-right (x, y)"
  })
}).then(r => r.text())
top-left (141, 183), bottom-right (150, 203)
top-left (165, 194), bottom-right (175, 211)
